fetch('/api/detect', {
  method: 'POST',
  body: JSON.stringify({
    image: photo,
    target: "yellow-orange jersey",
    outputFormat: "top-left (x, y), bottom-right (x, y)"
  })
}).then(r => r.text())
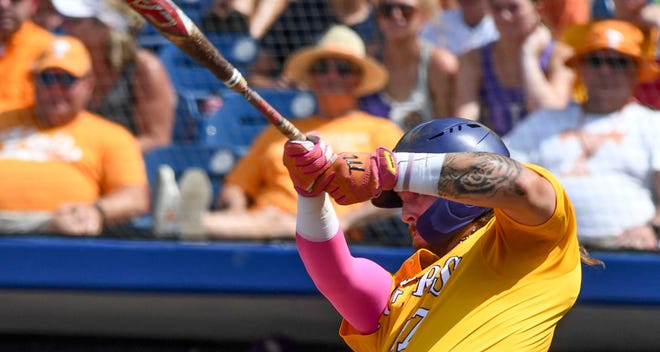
top-left (340, 164), bottom-right (581, 352)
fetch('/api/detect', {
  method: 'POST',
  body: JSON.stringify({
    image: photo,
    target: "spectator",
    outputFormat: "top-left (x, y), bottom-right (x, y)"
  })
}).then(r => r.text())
top-left (612, 0), bottom-right (660, 109)
top-left (281, 117), bottom-right (601, 350)
top-left (505, 20), bottom-right (660, 251)
top-left (360, 0), bottom-right (458, 131)
top-left (454, 0), bottom-right (576, 136)
top-left (239, 0), bottom-right (381, 83)
top-left (52, 0), bottom-right (177, 154)
top-left (536, 0), bottom-right (589, 38)
top-left (248, 0), bottom-right (335, 88)
top-left (155, 25), bottom-right (404, 240)
top-left (0, 36), bottom-right (149, 236)
top-left (233, 0), bottom-right (291, 40)
top-left (201, 0), bottom-right (249, 34)
top-left (33, 0), bottom-right (63, 33)
top-left (328, 0), bottom-right (382, 58)
top-left (420, 0), bottom-right (500, 57)
top-left (0, 0), bottom-right (53, 111)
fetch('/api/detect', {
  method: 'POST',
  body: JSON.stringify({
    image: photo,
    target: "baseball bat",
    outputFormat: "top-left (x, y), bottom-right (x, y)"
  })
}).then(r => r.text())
top-left (123, 0), bottom-right (306, 141)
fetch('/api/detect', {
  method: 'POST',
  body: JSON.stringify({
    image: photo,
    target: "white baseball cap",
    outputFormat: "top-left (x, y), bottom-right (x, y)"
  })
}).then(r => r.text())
top-left (51, 0), bottom-right (130, 33)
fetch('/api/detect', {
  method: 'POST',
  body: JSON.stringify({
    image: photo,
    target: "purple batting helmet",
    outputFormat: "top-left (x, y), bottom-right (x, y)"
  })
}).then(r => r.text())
top-left (372, 117), bottom-right (509, 245)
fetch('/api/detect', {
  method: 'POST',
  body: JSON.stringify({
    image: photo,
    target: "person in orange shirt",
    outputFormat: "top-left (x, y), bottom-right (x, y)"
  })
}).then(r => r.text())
top-left (536, 0), bottom-right (590, 38)
top-left (0, 0), bottom-right (53, 111)
top-left (0, 36), bottom-right (148, 236)
top-left (154, 25), bottom-right (404, 240)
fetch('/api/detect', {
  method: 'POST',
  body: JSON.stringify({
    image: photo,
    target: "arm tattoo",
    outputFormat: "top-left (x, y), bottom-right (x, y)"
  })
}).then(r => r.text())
top-left (438, 152), bottom-right (525, 199)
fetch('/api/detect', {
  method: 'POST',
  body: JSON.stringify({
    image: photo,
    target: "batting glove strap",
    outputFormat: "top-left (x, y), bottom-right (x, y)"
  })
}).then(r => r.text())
top-left (394, 152), bottom-right (446, 196)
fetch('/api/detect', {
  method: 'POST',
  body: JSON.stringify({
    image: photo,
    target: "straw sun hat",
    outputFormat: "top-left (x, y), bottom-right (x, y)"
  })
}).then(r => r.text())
top-left (283, 25), bottom-right (388, 96)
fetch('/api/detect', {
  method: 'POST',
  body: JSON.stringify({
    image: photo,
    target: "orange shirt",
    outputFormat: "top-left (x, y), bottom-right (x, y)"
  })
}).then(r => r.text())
top-left (541, 0), bottom-right (590, 38)
top-left (0, 108), bottom-right (146, 211)
top-left (0, 21), bottom-right (53, 111)
top-left (225, 111), bottom-right (404, 217)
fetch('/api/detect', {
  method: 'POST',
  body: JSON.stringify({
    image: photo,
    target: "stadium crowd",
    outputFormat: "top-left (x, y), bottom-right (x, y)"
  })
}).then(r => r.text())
top-left (1, 0), bottom-right (659, 249)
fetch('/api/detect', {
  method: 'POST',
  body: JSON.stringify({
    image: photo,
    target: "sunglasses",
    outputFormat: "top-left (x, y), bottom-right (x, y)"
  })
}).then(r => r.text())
top-left (310, 59), bottom-right (361, 76)
top-left (583, 55), bottom-right (635, 70)
top-left (377, 3), bottom-right (417, 20)
top-left (37, 71), bottom-right (79, 88)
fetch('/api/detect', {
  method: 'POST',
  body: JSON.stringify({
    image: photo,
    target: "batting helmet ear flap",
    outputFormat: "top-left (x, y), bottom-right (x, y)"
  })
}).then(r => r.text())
top-left (416, 198), bottom-right (491, 245)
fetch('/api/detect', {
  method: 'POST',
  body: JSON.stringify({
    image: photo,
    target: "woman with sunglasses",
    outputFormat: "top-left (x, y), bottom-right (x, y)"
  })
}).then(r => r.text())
top-left (505, 20), bottom-right (660, 251)
top-left (454, 0), bottom-right (575, 137)
top-left (359, 0), bottom-right (458, 131)
top-left (153, 25), bottom-right (405, 241)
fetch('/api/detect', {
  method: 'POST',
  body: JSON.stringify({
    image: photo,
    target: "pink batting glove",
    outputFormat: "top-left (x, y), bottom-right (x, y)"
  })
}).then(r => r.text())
top-left (283, 134), bottom-right (336, 197)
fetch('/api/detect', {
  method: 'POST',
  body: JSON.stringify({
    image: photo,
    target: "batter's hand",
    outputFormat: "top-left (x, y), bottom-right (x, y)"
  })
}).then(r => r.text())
top-left (324, 147), bottom-right (398, 205)
top-left (283, 134), bottom-right (336, 197)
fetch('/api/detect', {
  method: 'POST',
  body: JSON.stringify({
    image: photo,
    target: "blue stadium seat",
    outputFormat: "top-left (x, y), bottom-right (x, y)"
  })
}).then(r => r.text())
top-left (200, 89), bottom-right (318, 155)
top-left (591, 0), bottom-right (614, 20)
top-left (158, 33), bottom-right (257, 93)
top-left (160, 32), bottom-right (260, 143)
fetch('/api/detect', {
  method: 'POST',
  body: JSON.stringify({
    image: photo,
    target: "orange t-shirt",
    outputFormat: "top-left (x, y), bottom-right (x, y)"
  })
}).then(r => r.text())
top-left (0, 21), bottom-right (53, 112)
top-left (0, 108), bottom-right (146, 211)
top-left (541, 0), bottom-right (590, 38)
top-left (225, 111), bottom-right (404, 217)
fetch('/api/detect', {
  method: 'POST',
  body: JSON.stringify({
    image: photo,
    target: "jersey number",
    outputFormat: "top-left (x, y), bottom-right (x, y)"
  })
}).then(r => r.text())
top-left (390, 308), bottom-right (429, 351)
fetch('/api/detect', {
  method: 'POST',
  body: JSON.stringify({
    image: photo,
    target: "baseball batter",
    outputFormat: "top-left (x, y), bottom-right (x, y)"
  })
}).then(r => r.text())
top-left (283, 118), bottom-right (601, 351)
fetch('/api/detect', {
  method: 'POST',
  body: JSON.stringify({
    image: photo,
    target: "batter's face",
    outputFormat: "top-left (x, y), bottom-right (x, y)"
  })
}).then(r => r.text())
top-left (399, 191), bottom-right (439, 251)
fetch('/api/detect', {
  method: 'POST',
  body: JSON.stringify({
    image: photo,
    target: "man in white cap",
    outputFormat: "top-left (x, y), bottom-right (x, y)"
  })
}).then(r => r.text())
top-left (0, 36), bottom-right (149, 236)
top-left (155, 25), bottom-right (404, 241)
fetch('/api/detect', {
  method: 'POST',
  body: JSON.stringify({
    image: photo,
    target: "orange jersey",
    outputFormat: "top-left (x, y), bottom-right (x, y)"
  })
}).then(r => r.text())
top-left (0, 108), bottom-right (146, 211)
top-left (340, 165), bottom-right (581, 351)
top-left (0, 22), bottom-right (53, 111)
top-left (225, 111), bottom-right (404, 217)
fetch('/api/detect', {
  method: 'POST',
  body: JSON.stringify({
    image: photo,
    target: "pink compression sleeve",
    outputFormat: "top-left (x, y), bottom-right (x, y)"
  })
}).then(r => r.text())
top-left (296, 232), bottom-right (393, 334)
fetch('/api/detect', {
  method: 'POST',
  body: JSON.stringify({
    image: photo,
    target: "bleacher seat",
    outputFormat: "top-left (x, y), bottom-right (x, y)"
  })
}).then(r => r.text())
top-left (160, 32), bottom-right (260, 144)
top-left (591, 0), bottom-right (614, 20)
top-left (200, 89), bottom-right (317, 155)
top-left (158, 33), bottom-right (257, 93)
